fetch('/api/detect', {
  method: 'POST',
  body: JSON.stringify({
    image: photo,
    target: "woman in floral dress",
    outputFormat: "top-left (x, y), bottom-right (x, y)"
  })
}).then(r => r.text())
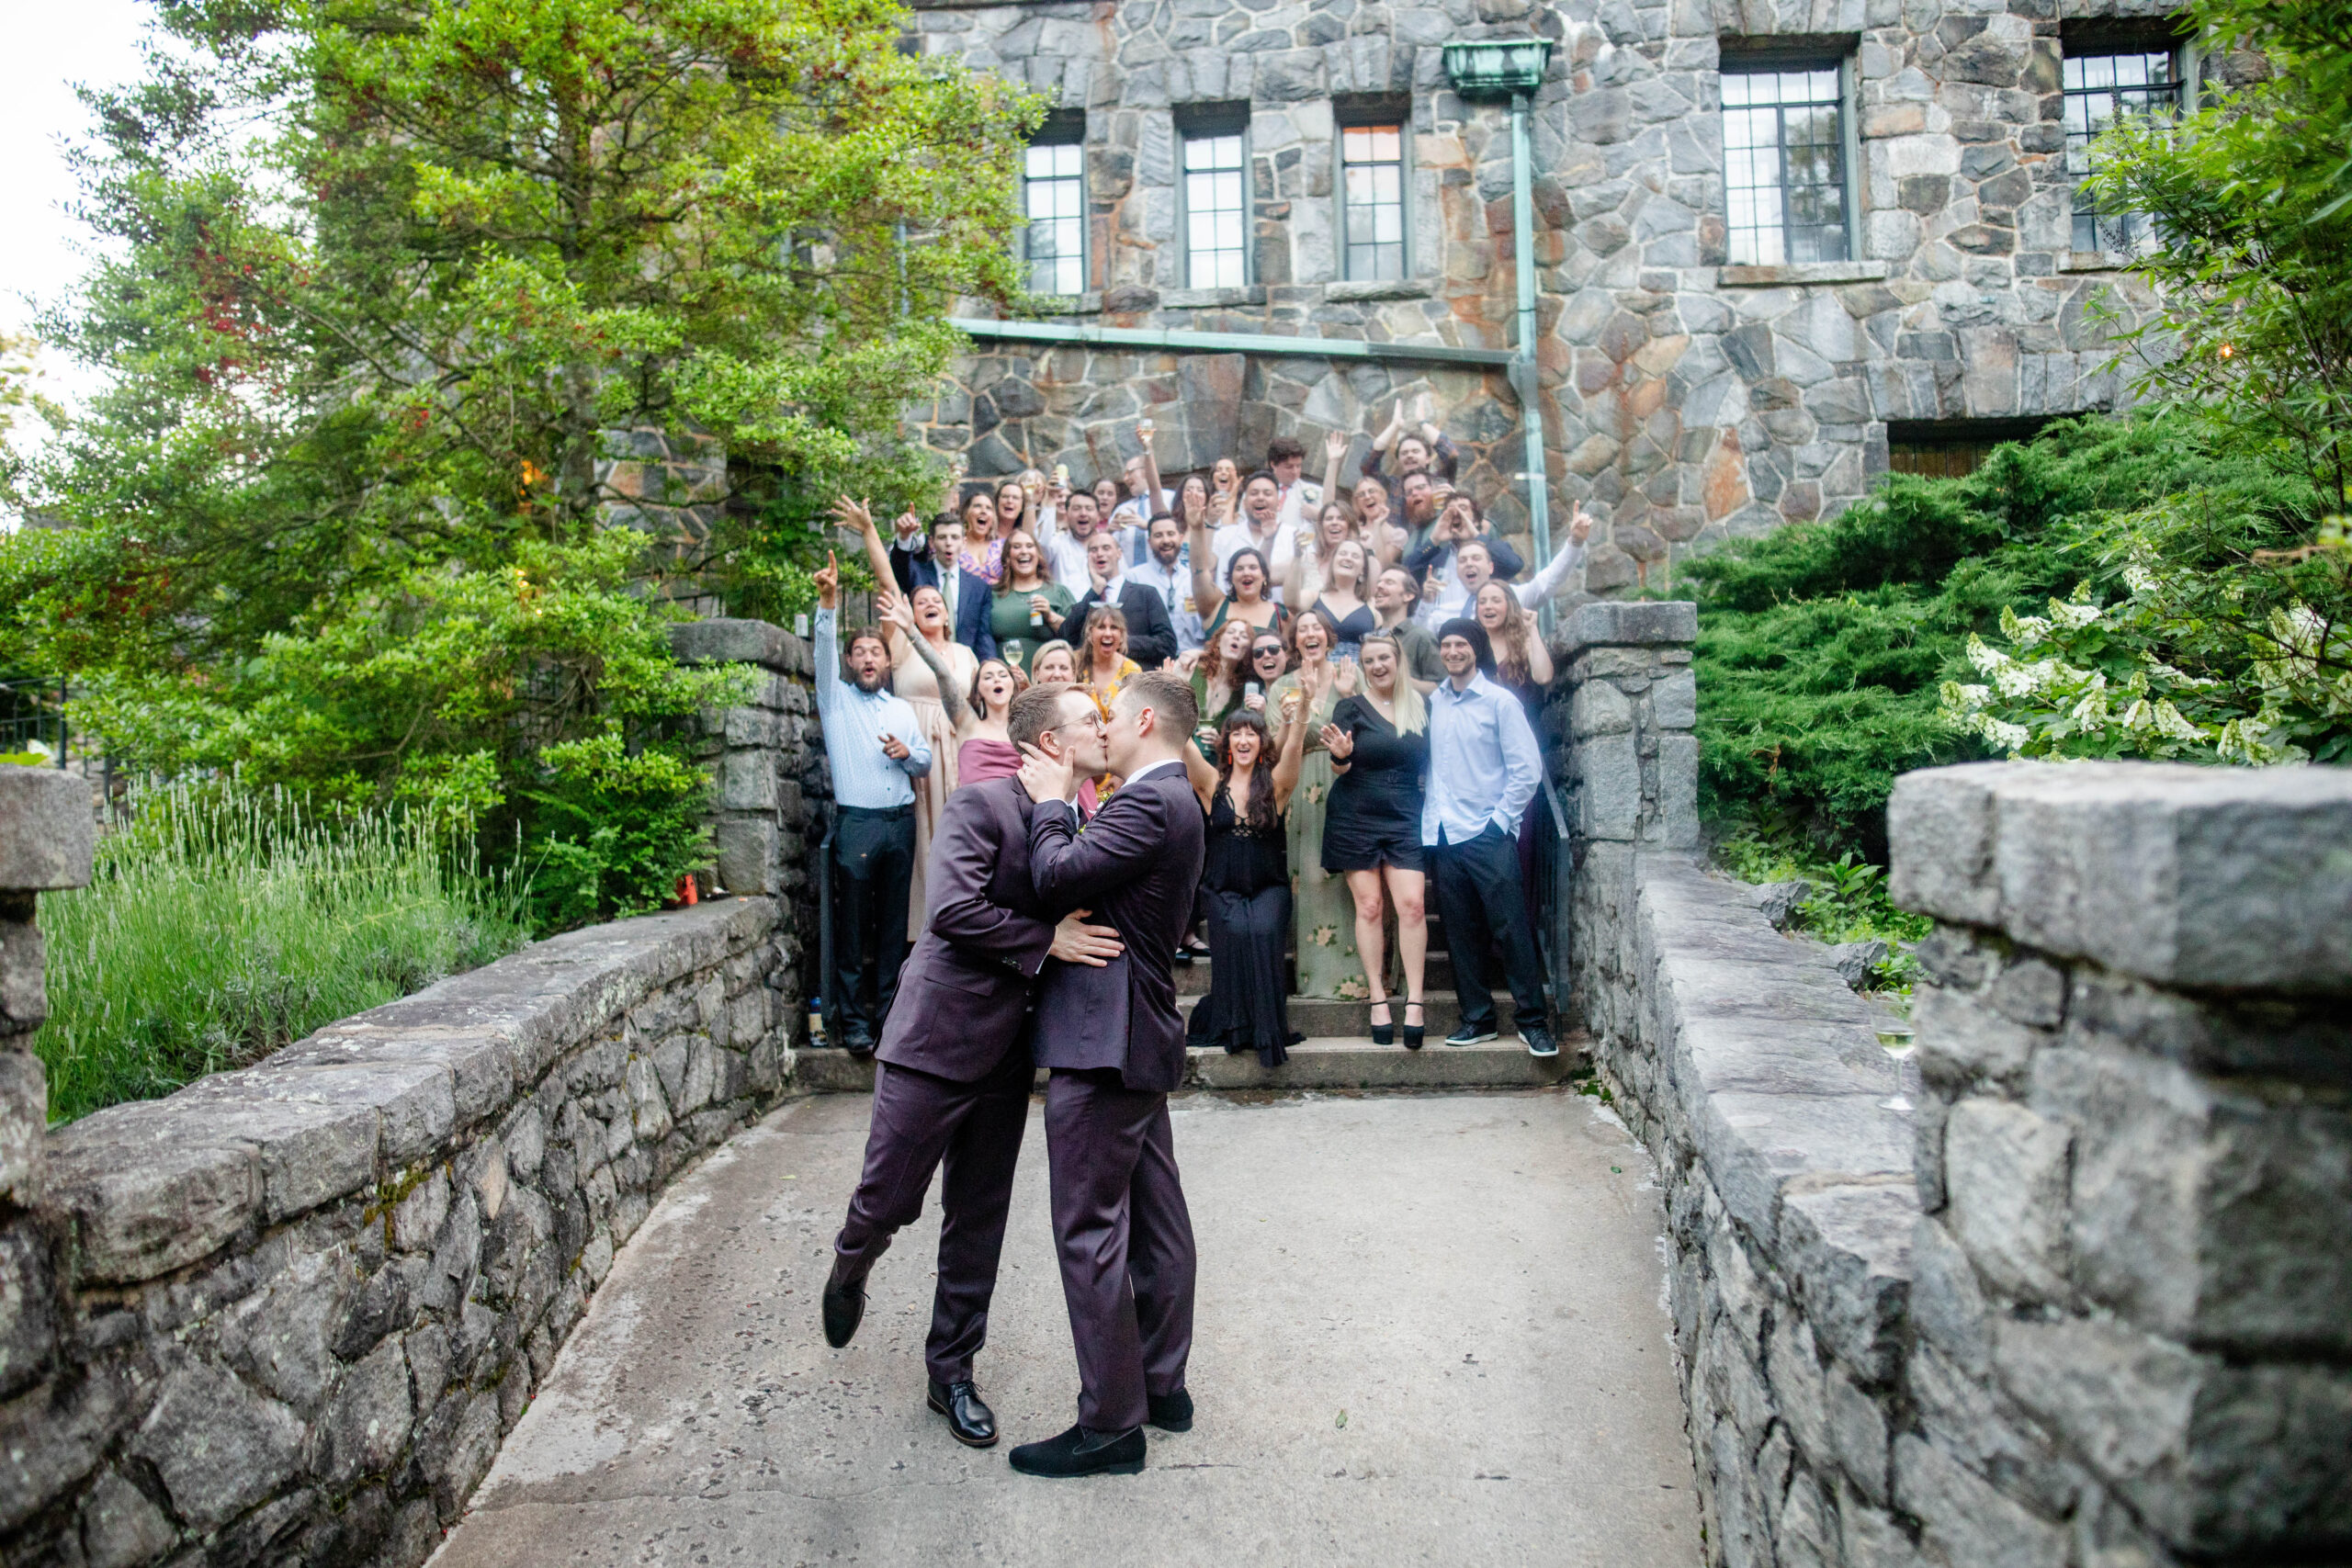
top-left (1268, 606), bottom-right (1364, 1000)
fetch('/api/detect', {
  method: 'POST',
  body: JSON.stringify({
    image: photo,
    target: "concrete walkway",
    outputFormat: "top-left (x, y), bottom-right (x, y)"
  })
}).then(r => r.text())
top-left (429, 1089), bottom-right (1700, 1566)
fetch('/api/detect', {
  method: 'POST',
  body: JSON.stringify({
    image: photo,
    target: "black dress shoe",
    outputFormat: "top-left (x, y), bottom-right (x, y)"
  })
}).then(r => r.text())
top-left (821, 1267), bottom-right (865, 1348)
top-left (1147, 1388), bottom-right (1193, 1432)
top-left (928, 1379), bottom-right (998, 1448)
top-left (1007, 1423), bottom-right (1146, 1478)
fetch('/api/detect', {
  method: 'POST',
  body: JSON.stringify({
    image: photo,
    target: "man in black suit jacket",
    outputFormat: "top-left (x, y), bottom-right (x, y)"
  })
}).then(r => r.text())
top-left (1007, 671), bottom-right (1209, 1479)
top-left (822, 684), bottom-right (1122, 1449)
top-left (888, 512), bottom-right (999, 660)
top-left (1058, 530), bottom-right (1177, 670)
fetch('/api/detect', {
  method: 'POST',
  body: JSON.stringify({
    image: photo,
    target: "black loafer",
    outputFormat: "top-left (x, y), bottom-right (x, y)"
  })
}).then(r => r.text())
top-left (821, 1267), bottom-right (865, 1348)
top-left (1008, 1423), bottom-right (1146, 1478)
top-left (928, 1378), bottom-right (998, 1448)
top-left (1147, 1388), bottom-right (1193, 1432)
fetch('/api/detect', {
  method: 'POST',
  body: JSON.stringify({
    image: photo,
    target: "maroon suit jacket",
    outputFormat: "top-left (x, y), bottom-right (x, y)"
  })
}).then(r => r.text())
top-left (876, 777), bottom-right (1057, 1083)
top-left (1026, 763), bottom-right (1208, 1093)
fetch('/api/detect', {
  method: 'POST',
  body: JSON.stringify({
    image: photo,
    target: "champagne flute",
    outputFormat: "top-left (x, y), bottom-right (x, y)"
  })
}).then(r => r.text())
top-left (1876, 1024), bottom-right (1917, 1113)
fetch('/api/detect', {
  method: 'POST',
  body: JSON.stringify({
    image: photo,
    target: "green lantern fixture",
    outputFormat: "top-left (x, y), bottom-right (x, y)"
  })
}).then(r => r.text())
top-left (1440, 39), bottom-right (1555, 98)
top-left (1442, 37), bottom-right (1559, 613)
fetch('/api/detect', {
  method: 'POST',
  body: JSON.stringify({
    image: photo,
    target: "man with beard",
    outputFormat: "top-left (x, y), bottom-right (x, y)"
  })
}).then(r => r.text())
top-left (821, 678), bottom-right (1126, 1449)
top-left (813, 551), bottom-right (933, 1056)
top-left (1006, 671), bottom-right (1208, 1478)
top-left (1127, 512), bottom-right (1205, 655)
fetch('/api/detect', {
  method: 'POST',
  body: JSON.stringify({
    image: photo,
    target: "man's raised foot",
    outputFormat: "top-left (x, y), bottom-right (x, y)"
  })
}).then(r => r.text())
top-left (820, 1262), bottom-right (866, 1348)
top-left (1008, 1423), bottom-right (1147, 1477)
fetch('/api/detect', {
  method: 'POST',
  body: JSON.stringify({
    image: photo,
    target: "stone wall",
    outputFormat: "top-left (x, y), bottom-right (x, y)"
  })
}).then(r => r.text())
top-left (0, 886), bottom-right (797, 1567)
top-left (1578, 759), bottom-right (2352, 1568)
top-left (912, 0), bottom-right (2177, 592)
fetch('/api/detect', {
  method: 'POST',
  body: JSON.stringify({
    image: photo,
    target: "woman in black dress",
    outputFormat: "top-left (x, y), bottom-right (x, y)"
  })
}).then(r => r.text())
top-left (1181, 704), bottom-right (1309, 1067)
top-left (1319, 632), bottom-right (1431, 1048)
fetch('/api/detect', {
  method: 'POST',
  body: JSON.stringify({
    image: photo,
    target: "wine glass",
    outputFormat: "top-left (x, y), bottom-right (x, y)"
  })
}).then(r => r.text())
top-left (1876, 1024), bottom-right (1917, 1113)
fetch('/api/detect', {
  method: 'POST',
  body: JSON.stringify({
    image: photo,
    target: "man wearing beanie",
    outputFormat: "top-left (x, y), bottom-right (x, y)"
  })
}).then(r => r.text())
top-left (1421, 616), bottom-right (1555, 1057)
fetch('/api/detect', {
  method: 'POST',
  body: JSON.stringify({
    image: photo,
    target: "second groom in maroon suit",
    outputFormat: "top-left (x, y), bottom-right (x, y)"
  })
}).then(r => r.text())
top-left (1007, 671), bottom-right (1209, 1479)
top-left (821, 675), bottom-right (1125, 1450)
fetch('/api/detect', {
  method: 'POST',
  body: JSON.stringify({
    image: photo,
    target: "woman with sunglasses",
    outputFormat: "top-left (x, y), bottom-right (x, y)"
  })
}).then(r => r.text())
top-left (1179, 705), bottom-right (1309, 1068)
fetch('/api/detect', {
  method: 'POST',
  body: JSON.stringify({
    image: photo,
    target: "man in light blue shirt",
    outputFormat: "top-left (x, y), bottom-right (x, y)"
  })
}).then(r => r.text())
top-left (813, 553), bottom-right (933, 1055)
top-left (1126, 513), bottom-right (1205, 655)
top-left (1421, 616), bottom-right (1555, 1058)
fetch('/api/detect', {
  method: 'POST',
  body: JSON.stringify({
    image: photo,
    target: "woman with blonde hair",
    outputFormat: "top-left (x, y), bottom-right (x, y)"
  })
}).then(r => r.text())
top-left (1076, 602), bottom-right (1142, 712)
top-left (1028, 639), bottom-right (1078, 685)
top-left (1320, 631), bottom-right (1431, 1047)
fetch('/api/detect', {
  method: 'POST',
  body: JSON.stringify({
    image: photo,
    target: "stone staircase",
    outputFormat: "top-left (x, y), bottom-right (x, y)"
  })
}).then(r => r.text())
top-left (804, 912), bottom-right (1579, 1094)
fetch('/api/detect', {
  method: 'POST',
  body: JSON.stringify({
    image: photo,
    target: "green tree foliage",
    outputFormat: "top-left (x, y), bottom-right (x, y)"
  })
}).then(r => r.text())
top-left (7, 0), bottom-right (1035, 923)
top-left (1688, 414), bottom-right (2319, 851)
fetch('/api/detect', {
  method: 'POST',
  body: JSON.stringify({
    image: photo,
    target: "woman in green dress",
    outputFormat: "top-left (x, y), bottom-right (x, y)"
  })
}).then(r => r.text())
top-left (1269, 606), bottom-right (1365, 1000)
top-left (988, 529), bottom-right (1074, 675)
top-left (1184, 617), bottom-right (1255, 758)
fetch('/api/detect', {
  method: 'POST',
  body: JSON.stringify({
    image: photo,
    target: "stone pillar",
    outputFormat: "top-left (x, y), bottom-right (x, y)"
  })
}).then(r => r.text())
top-left (1555, 600), bottom-right (1697, 1032)
top-left (1889, 761), bottom-right (2352, 1565)
top-left (670, 617), bottom-right (823, 1042)
top-left (0, 769), bottom-right (94, 1401)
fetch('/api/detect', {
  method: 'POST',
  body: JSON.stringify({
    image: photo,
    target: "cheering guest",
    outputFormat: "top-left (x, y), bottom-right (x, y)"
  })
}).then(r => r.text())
top-left (1423, 618), bottom-right (1554, 1059)
top-left (955, 658), bottom-right (1026, 785)
top-left (811, 552), bottom-right (932, 1055)
top-left (869, 584), bottom-right (976, 942)
top-left (1363, 391), bottom-right (1462, 515)
top-left (1074, 604), bottom-right (1143, 712)
top-left (1350, 474), bottom-right (1410, 568)
top-left (1268, 609), bottom-right (1362, 1001)
top-left (1302, 538), bottom-right (1374, 659)
top-left (1320, 633), bottom-right (1430, 1048)
top-left (1207, 470), bottom-right (1292, 592)
top-left (1060, 530), bottom-right (1178, 669)
top-left (1242, 630), bottom-right (1288, 714)
top-left (1181, 707), bottom-right (1308, 1067)
top-left (1371, 566), bottom-right (1444, 691)
top-left (989, 530), bottom-right (1073, 675)
top-left (1408, 494), bottom-right (1525, 608)
top-left (861, 500), bottom-right (998, 660)
top-left (1030, 639), bottom-right (1079, 686)
top-left (1184, 619), bottom-right (1255, 750)
top-left (1128, 513), bottom-right (1205, 656)
top-left (1193, 532), bottom-right (1288, 646)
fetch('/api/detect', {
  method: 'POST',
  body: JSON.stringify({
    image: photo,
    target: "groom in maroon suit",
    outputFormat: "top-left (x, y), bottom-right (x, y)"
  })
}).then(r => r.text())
top-left (1008, 671), bottom-right (1209, 1478)
top-left (821, 682), bottom-right (1124, 1450)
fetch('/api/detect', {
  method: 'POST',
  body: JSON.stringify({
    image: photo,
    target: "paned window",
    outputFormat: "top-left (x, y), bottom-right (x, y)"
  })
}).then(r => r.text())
top-left (1184, 132), bottom-right (1250, 288)
top-left (1023, 141), bottom-right (1086, 296)
top-left (1340, 124), bottom-right (1406, 281)
top-left (2062, 50), bottom-right (2179, 253)
top-left (1722, 66), bottom-right (1849, 265)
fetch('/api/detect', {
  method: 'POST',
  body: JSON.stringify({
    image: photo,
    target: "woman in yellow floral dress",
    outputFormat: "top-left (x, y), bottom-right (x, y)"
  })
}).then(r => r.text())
top-left (1269, 607), bottom-right (1364, 1000)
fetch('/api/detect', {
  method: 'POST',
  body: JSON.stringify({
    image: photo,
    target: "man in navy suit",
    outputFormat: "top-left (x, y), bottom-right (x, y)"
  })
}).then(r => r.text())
top-left (888, 512), bottom-right (1000, 660)
top-left (821, 683), bottom-right (1124, 1449)
top-left (1007, 671), bottom-right (1209, 1479)
top-left (1058, 530), bottom-right (1179, 669)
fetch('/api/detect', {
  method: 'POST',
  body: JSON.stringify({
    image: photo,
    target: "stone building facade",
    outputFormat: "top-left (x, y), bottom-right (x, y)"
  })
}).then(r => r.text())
top-left (906, 0), bottom-right (2187, 590)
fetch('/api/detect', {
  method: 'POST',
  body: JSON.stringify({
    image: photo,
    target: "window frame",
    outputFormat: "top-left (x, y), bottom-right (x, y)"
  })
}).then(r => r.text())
top-left (2058, 31), bottom-right (2188, 256)
top-left (1716, 49), bottom-right (1859, 267)
top-left (1020, 113), bottom-right (1089, 297)
top-left (1335, 118), bottom-right (1410, 283)
top-left (1176, 107), bottom-right (1253, 290)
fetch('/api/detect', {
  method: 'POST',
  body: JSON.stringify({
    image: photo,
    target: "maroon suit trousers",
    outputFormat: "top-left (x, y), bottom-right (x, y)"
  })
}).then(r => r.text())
top-left (1044, 1068), bottom-right (1197, 1432)
top-left (833, 1051), bottom-right (1032, 1384)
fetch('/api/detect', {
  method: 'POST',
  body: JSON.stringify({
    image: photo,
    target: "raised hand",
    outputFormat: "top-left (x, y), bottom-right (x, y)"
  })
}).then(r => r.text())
top-left (876, 588), bottom-right (914, 633)
top-left (1569, 504), bottom-right (1596, 546)
top-left (1320, 721), bottom-right (1353, 760)
top-left (1016, 740), bottom-right (1075, 806)
top-left (893, 508), bottom-right (923, 542)
top-left (813, 549), bottom-right (841, 611)
top-left (831, 495), bottom-right (878, 537)
top-left (1333, 658), bottom-right (1362, 697)
top-left (1049, 908), bottom-right (1125, 967)
top-left (1325, 428), bottom-right (1349, 463)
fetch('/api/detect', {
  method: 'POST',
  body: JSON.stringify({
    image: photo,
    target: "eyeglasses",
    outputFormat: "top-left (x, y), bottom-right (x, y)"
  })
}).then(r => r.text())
top-left (1251, 645), bottom-right (1285, 659)
top-left (1053, 712), bottom-right (1108, 734)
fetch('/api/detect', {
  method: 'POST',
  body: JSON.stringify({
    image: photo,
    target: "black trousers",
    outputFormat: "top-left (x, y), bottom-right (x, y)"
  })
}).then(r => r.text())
top-left (1430, 824), bottom-right (1546, 1033)
top-left (831, 805), bottom-right (915, 1048)
top-left (834, 1050), bottom-right (1033, 1384)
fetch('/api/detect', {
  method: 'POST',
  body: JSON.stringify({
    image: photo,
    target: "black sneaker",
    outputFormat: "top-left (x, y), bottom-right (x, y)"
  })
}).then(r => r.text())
top-left (1522, 1025), bottom-right (1559, 1059)
top-left (1444, 1025), bottom-right (1498, 1047)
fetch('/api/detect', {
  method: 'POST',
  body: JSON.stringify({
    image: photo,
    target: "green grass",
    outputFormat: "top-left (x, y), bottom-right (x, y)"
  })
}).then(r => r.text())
top-left (1712, 823), bottom-right (1933, 994)
top-left (37, 784), bottom-right (531, 1123)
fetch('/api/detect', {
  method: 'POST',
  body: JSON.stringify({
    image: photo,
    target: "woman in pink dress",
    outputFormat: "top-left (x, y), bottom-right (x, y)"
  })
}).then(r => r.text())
top-left (955, 658), bottom-right (1025, 785)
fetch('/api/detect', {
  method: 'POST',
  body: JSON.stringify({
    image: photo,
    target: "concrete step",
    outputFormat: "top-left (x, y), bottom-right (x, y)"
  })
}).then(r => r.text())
top-left (790, 1027), bottom-right (1582, 1097)
top-left (1174, 952), bottom-right (1459, 996)
top-left (1180, 988), bottom-right (1520, 1040)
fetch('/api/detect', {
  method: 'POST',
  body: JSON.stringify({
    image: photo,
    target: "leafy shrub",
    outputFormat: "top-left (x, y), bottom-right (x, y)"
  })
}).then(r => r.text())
top-left (521, 731), bottom-right (716, 931)
top-left (1713, 826), bottom-right (1933, 993)
top-left (38, 784), bottom-right (530, 1123)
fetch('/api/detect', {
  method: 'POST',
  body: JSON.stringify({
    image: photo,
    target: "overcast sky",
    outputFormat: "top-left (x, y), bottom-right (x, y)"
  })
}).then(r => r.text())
top-left (2, 0), bottom-right (153, 425)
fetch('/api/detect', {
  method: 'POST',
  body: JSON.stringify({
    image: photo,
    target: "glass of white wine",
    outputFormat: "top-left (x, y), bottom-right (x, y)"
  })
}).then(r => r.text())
top-left (1876, 1024), bottom-right (1917, 1113)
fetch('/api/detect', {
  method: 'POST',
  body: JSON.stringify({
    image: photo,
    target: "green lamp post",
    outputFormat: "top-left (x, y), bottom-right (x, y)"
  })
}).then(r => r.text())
top-left (1443, 39), bottom-right (1557, 600)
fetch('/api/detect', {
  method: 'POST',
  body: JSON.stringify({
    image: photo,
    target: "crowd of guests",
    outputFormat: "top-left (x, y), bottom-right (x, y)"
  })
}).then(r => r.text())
top-left (812, 398), bottom-right (1593, 1068)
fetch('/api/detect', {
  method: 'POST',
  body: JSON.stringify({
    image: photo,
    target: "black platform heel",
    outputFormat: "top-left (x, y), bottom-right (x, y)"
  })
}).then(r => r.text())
top-left (1369, 1000), bottom-right (1394, 1046)
top-left (1401, 1001), bottom-right (1426, 1051)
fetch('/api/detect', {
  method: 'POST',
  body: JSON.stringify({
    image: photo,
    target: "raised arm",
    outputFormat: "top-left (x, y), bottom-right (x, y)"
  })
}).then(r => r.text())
top-left (1271, 694), bottom-right (1310, 811)
top-left (927, 791), bottom-right (1056, 975)
top-left (834, 496), bottom-right (899, 602)
top-left (1319, 429), bottom-right (1349, 513)
top-left (1183, 739), bottom-right (1219, 808)
top-left (1189, 497), bottom-right (1229, 618)
top-left (1484, 529), bottom-right (1526, 581)
top-left (812, 552), bottom-right (843, 713)
top-left (1136, 423), bottom-right (1165, 517)
top-left (1514, 508), bottom-right (1595, 611)
top-left (881, 591), bottom-right (969, 728)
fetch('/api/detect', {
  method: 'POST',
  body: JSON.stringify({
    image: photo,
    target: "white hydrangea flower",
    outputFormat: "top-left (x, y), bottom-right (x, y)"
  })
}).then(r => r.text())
top-left (1976, 716), bottom-right (2030, 754)
top-left (1966, 637), bottom-right (2008, 677)
top-left (2153, 700), bottom-right (2202, 742)
top-left (2049, 598), bottom-right (2104, 631)
top-left (2122, 563), bottom-right (2159, 596)
top-left (1954, 683), bottom-right (1990, 707)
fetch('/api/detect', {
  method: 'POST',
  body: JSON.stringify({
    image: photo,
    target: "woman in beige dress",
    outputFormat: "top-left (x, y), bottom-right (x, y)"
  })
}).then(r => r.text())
top-left (872, 585), bottom-right (977, 940)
